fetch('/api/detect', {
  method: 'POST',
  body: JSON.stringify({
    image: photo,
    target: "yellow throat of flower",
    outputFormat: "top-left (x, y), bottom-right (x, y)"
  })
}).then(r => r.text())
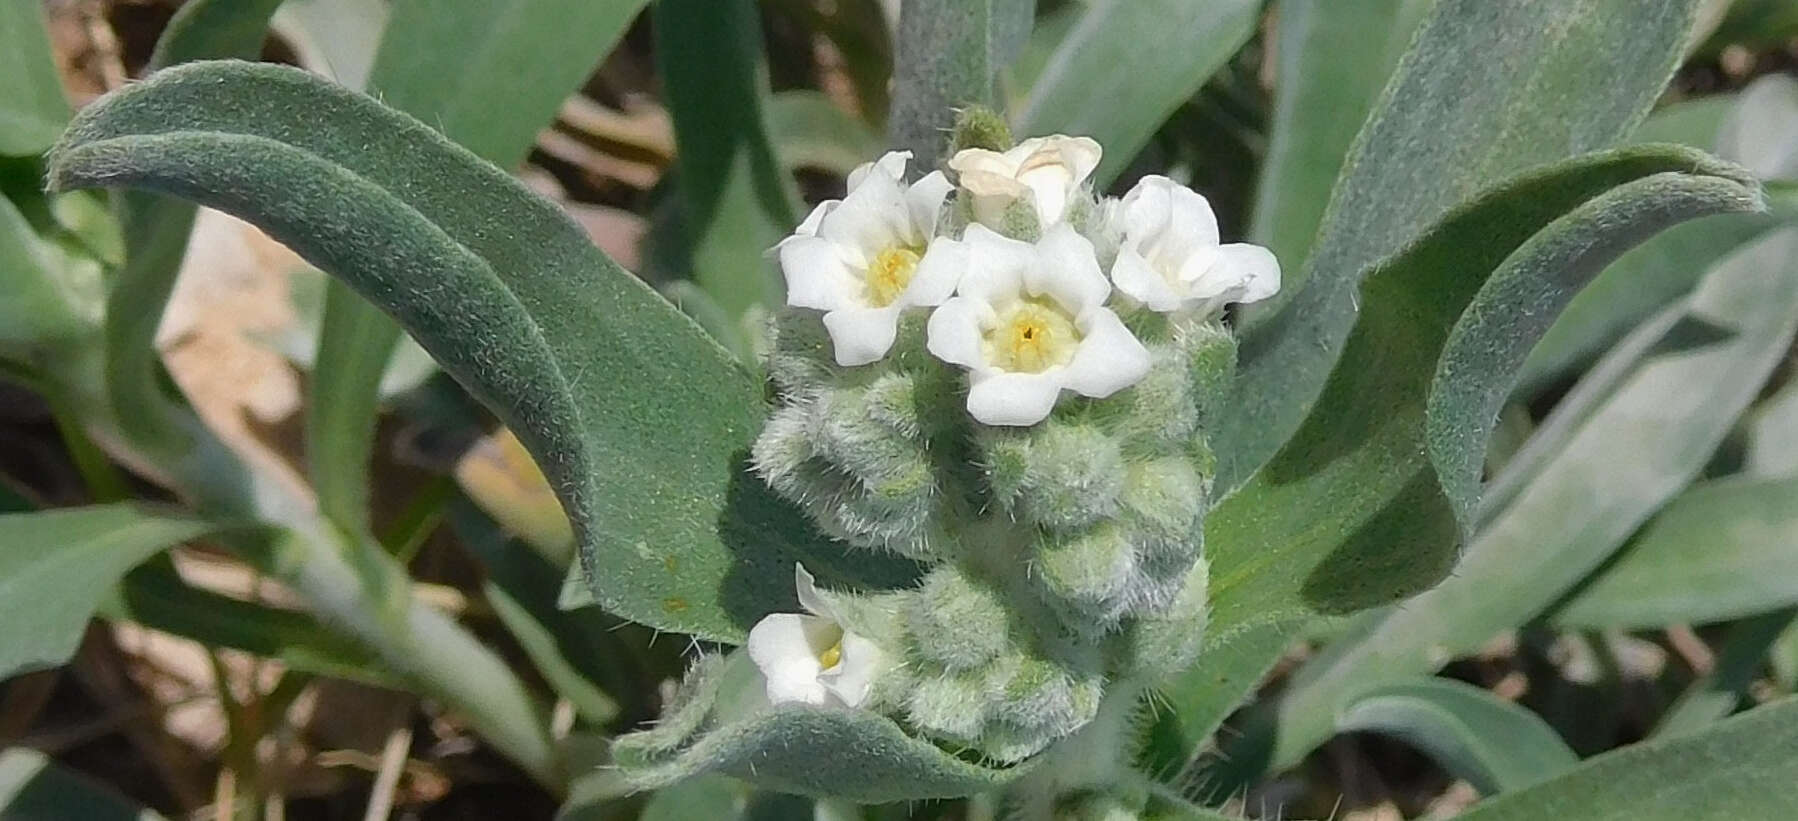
top-left (867, 246), bottom-right (922, 307)
top-left (985, 297), bottom-right (1080, 373)
top-left (817, 636), bottom-right (844, 670)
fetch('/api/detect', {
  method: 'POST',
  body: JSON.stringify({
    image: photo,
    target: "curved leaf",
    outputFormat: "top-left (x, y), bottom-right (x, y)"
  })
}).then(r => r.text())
top-left (1652, 608), bottom-right (1798, 739)
top-left (1551, 475), bottom-right (1798, 630)
top-left (0, 0), bottom-right (70, 156)
top-left (1454, 698), bottom-right (1798, 820)
top-left (1336, 678), bottom-right (1577, 794)
top-left (48, 61), bottom-right (904, 642)
top-left (1168, 146), bottom-right (1760, 782)
top-left (1221, 0), bottom-right (1707, 490)
top-left (1013, 0), bottom-right (1261, 186)
top-left (1247, 0), bottom-right (1434, 281)
top-left (1271, 227), bottom-right (1798, 769)
top-left (0, 504), bottom-right (218, 678)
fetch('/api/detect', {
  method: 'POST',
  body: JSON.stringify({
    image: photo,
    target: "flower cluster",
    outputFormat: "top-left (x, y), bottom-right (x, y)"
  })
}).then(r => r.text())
top-left (736, 130), bottom-right (1278, 762)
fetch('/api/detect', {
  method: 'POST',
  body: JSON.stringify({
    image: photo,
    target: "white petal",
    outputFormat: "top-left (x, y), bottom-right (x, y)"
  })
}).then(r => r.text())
top-left (1110, 246), bottom-right (1184, 311)
top-left (967, 371), bottom-right (1064, 426)
top-left (904, 170), bottom-right (954, 241)
top-left (823, 306), bottom-right (903, 366)
top-left (791, 199), bottom-right (836, 239)
top-left (819, 632), bottom-right (883, 707)
top-left (747, 613), bottom-right (834, 705)
top-left (1216, 243), bottom-right (1282, 303)
top-left (1120, 176), bottom-right (1217, 265)
top-left (1063, 308), bottom-right (1151, 398)
top-left (779, 236), bottom-right (860, 312)
top-left (957, 225), bottom-right (1031, 306)
top-left (1118, 176), bottom-right (1176, 248)
top-left (925, 297), bottom-right (987, 369)
top-left (820, 173), bottom-right (908, 257)
top-left (1162, 182), bottom-right (1221, 254)
top-left (948, 147), bottom-right (1021, 178)
top-left (849, 150), bottom-right (911, 191)
top-left (900, 236), bottom-right (966, 308)
top-left (1049, 136), bottom-right (1102, 188)
top-left (794, 564), bottom-right (829, 617)
top-left (1028, 223), bottom-right (1109, 313)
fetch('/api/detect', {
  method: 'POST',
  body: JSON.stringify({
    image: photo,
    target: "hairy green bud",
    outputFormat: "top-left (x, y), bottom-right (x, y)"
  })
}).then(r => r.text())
top-left (985, 422), bottom-right (1126, 532)
top-left (949, 105), bottom-right (1014, 155)
top-left (908, 567), bottom-right (1012, 671)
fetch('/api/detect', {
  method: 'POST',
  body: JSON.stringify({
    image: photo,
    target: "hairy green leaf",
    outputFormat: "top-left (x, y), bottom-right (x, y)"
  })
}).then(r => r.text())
top-left (48, 61), bottom-right (906, 642)
top-left (1013, 0), bottom-right (1261, 186)
top-left (1270, 227), bottom-right (1798, 769)
top-left (0, 0), bottom-right (70, 156)
top-left (1336, 678), bottom-right (1577, 794)
top-left (1454, 698), bottom-right (1798, 820)
top-left (0, 748), bottom-right (166, 821)
top-left (888, 0), bottom-right (1035, 168)
top-left (654, 0), bottom-right (800, 318)
top-left (150, 0), bottom-right (285, 68)
top-left (0, 504), bottom-right (218, 678)
top-left (1551, 475), bottom-right (1798, 630)
top-left (1220, 0), bottom-right (1706, 489)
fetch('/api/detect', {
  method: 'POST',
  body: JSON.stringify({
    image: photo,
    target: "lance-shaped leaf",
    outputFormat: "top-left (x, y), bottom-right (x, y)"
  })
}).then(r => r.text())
top-left (1269, 227), bottom-right (1798, 769)
top-left (47, 61), bottom-right (911, 643)
top-left (0, 504), bottom-right (220, 678)
top-left (1157, 146), bottom-right (1760, 784)
top-left (1452, 698), bottom-right (1798, 820)
top-left (888, 0), bottom-right (1035, 168)
top-left (1335, 678), bottom-right (1578, 794)
top-left (1220, 0), bottom-right (1707, 490)
top-left (0, 0), bottom-right (70, 156)
top-left (1550, 475), bottom-right (1798, 631)
top-left (1651, 608), bottom-right (1798, 739)
top-left (1013, 0), bottom-right (1261, 186)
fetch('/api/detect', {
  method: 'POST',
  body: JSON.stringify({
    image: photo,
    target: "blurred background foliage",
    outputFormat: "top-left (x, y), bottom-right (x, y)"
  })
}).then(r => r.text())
top-left (1, 0), bottom-right (1797, 819)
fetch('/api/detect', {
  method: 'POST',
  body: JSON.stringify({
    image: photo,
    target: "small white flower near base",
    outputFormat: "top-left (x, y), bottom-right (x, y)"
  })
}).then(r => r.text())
top-left (1110, 175), bottom-right (1280, 313)
top-left (926, 224), bottom-right (1151, 426)
top-left (746, 565), bottom-right (883, 708)
top-left (949, 135), bottom-right (1102, 229)
top-left (777, 152), bottom-right (962, 366)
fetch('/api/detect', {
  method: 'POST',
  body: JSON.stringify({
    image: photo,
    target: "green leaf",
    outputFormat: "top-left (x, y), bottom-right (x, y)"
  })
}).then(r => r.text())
top-left (99, 560), bottom-right (401, 688)
top-left (309, 0), bottom-right (652, 537)
top-left (1220, 0), bottom-right (1708, 490)
top-left (0, 748), bottom-right (166, 821)
top-left (48, 61), bottom-right (906, 642)
top-left (1652, 608), bottom-right (1798, 738)
top-left (653, 0), bottom-right (800, 318)
top-left (0, 194), bottom-right (90, 348)
top-left (0, 0), bottom-right (70, 156)
top-left (271, 0), bottom-right (389, 90)
top-left (1453, 697), bottom-right (1798, 820)
top-left (1748, 370), bottom-right (1798, 478)
top-left (767, 90), bottom-right (882, 177)
top-left (1154, 146), bottom-right (1758, 792)
top-left (1246, 0), bottom-right (1435, 279)
top-left (1012, 0), bottom-right (1261, 186)
top-left (0, 504), bottom-right (218, 678)
top-left (1269, 227), bottom-right (1798, 770)
top-left (888, 0), bottom-right (1035, 168)
top-left (150, 0), bottom-right (286, 68)
top-left (1550, 475), bottom-right (1798, 630)
top-left (623, 705), bottom-right (1021, 803)
top-left (1335, 678), bottom-right (1578, 794)
top-left (1519, 77), bottom-right (1798, 394)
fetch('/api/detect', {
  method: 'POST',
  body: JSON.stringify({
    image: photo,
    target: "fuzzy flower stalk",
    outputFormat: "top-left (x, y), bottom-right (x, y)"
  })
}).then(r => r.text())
top-left (627, 116), bottom-right (1281, 798)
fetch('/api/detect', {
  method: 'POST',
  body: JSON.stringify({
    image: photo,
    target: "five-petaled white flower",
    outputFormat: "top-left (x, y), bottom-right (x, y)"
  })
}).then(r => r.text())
top-left (746, 565), bottom-right (884, 708)
top-left (949, 135), bottom-right (1102, 230)
top-left (1109, 175), bottom-right (1280, 313)
top-left (776, 151), bottom-right (960, 366)
top-left (926, 223), bottom-right (1151, 426)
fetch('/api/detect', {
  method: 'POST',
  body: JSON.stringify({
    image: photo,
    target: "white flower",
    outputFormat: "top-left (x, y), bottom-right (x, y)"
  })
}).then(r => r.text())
top-left (926, 223), bottom-right (1151, 426)
top-left (1109, 175), bottom-right (1280, 313)
top-left (776, 151), bottom-right (961, 366)
top-left (948, 135), bottom-right (1103, 229)
top-left (746, 565), bottom-right (883, 708)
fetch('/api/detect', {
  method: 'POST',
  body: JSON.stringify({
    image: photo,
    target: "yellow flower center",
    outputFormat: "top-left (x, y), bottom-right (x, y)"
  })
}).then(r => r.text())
top-left (866, 246), bottom-right (922, 307)
top-left (817, 637), bottom-right (843, 670)
top-left (984, 297), bottom-right (1080, 373)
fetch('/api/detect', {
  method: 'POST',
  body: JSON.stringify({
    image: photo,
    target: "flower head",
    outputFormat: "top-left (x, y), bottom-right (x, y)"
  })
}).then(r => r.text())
top-left (746, 565), bottom-right (883, 707)
top-left (949, 135), bottom-right (1102, 230)
top-left (777, 152), bottom-right (960, 366)
top-left (1109, 175), bottom-right (1280, 313)
top-left (926, 224), bottom-right (1151, 426)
